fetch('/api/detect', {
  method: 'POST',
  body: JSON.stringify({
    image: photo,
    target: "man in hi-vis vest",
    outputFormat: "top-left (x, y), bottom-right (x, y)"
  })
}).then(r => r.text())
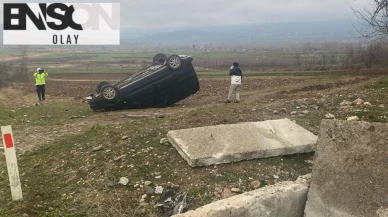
top-left (33, 68), bottom-right (48, 103)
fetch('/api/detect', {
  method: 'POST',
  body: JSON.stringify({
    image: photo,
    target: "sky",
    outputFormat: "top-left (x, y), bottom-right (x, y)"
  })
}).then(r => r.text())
top-left (0, 0), bottom-right (373, 30)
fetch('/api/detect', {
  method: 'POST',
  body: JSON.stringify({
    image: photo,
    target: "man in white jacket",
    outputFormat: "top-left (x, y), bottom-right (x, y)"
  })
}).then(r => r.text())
top-left (226, 62), bottom-right (243, 103)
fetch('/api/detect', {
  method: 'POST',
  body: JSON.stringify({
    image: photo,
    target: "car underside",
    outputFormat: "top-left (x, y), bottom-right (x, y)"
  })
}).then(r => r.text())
top-left (86, 53), bottom-right (200, 111)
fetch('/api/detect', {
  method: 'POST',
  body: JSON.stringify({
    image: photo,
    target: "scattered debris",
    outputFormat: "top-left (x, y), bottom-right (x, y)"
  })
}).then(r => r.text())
top-left (156, 186), bottom-right (188, 216)
top-left (377, 207), bottom-right (388, 217)
top-left (340, 100), bottom-right (352, 107)
top-left (114, 155), bottom-right (125, 162)
top-left (70, 115), bottom-right (85, 119)
top-left (273, 175), bottom-right (280, 179)
top-left (231, 188), bottom-right (242, 193)
top-left (364, 102), bottom-right (372, 106)
top-left (155, 186), bottom-right (164, 195)
top-left (92, 145), bottom-right (103, 152)
top-left (160, 138), bottom-right (170, 145)
top-left (118, 177), bottom-right (129, 186)
top-left (379, 104), bottom-right (385, 108)
top-left (145, 185), bottom-right (154, 195)
top-left (290, 111), bottom-right (297, 115)
top-left (273, 110), bottom-right (279, 115)
top-left (122, 136), bottom-right (129, 140)
top-left (222, 188), bottom-right (234, 199)
top-left (305, 160), bottom-right (314, 164)
top-left (353, 98), bottom-right (365, 105)
top-left (144, 181), bottom-right (152, 186)
top-left (302, 110), bottom-right (309, 115)
top-left (325, 113), bottom-right (335, 119)
top-left (250, 180), bottom-right (261, 189)
top-left (347, 116), bottom-right (360, 121)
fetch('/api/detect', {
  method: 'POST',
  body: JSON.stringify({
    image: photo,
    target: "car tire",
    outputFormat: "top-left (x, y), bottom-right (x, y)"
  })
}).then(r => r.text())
top-left (96, 81), bottom-right (109, 93)
top-left (100, 84), bottom-right (120, 103)
top-left (167, 54), bottom-right (183, 70)
top-left (153, 53), bottom-right (167, 65)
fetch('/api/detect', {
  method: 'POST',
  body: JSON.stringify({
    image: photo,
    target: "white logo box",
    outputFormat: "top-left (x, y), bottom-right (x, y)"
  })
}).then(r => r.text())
top-left (3, 3), bottom-right (120, 45)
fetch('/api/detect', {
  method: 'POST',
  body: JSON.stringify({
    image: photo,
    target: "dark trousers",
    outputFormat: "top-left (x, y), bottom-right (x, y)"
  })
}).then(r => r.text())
top-left (36, 85), bottom-right (45, 101)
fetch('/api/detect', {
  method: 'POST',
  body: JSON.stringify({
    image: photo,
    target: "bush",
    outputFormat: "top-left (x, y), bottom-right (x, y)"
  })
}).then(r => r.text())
top-left (0, 63), bottom-right (14, 88)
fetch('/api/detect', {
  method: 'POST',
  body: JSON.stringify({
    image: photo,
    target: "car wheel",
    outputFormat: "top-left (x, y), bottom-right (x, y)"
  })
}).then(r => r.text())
top-left (100, 84), bottom-right (120, 102)
top-left (153, 53), bottom-right (167, 65)
top-left (167, 54), bottom-right (183, 70)
top-left (96, 81), bottom-right (109, 93)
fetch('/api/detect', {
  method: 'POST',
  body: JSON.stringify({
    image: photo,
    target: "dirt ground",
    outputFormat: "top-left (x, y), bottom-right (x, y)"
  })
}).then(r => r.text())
top-left (0, 72), bottom-right (385, 217)
top-left (1, 73), bottom-right (376, 152)
top-left (14, 73), bottom-right (360, 104)
top-left (16, 74), bottom-right (299, 101)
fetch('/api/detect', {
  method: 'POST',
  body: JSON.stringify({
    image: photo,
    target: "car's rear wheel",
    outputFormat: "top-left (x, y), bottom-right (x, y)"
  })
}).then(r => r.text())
top-left (100, 84), bottom-right (120, 103)
top-left (96, 81), bottom-right (109, 93)
top-left (167, 54), bottom-right (183, 70)
top-left (153, 53), bottom-right (167, 65)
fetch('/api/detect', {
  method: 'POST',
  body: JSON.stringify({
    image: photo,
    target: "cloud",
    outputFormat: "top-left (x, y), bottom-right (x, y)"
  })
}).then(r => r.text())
top-left (0, 0), bottom-right (372, 29)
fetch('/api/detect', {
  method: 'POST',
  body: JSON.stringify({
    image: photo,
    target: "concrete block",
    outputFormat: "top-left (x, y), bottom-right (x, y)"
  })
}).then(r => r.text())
top-left (305, 120), bottom-right (388, 217)
top-left (167, 119), bottom-right (317, 167)
top-left (173, 175), bottom-right (311, 217)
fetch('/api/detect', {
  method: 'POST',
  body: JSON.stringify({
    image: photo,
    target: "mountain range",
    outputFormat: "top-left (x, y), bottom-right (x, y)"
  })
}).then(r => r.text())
top-left (0, 20), bottom-right (368, 46)
top-left (120, 20), bottom-right (367, 45)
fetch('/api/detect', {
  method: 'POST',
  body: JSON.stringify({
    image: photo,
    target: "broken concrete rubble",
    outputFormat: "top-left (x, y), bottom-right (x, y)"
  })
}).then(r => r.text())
top-left (173, 174), bottom-right (311, 217)
top-left (169, 119), bottom-right (388, 217)
top-left (305, 120), bottom-right (388, 217)
top-left (167, 119), bottom-right (317, 167)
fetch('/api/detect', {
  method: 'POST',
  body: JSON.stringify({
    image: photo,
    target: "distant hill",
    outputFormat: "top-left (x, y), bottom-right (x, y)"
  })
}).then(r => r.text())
top-left (122, 20), bottom-right (368, 45)
top-left (0, 20), bottom-right (368, 46)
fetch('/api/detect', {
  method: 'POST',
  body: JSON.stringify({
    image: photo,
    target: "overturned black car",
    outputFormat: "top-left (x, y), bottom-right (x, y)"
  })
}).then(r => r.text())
top-left (86, 53), bottom-right (200, 111)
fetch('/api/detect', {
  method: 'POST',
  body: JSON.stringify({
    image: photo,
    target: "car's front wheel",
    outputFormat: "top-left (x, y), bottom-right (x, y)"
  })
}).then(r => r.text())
top-left (100, 84), bottom-right (120, 103)
top-left (153, 53), bottom-right (167, 65)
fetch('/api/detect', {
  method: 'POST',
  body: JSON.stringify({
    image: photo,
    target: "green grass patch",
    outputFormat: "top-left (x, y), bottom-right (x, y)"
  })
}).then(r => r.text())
top-left (364, 77), bottom-right (388, 89)
top-left (351, 106), bottom-right (388, 123)
top-left (0, 101), bottom-right (92, 130)
top-left (0, 117), bottom-right (170, 217)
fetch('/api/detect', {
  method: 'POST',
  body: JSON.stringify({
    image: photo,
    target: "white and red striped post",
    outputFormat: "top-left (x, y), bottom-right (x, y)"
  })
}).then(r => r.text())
top-left (1, 125), bottom-right (23, 201)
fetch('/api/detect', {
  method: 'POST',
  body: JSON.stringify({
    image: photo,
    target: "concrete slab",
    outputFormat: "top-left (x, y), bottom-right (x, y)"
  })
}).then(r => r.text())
top-left (173, 175), bottom-right (311, 217)
top-left (167, 119), bottom-right (317, 167)
top-left (305, 120), bottom-right (388, 217)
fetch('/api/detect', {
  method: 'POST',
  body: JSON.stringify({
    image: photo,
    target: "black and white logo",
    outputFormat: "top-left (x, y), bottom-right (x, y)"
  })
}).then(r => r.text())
top-left (3, 3), bottom-right (120, 45)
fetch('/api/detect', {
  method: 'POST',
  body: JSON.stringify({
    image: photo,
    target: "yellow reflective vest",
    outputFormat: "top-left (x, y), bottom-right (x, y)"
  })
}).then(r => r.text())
top-left (33, 72), bottom-right (48, 85)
